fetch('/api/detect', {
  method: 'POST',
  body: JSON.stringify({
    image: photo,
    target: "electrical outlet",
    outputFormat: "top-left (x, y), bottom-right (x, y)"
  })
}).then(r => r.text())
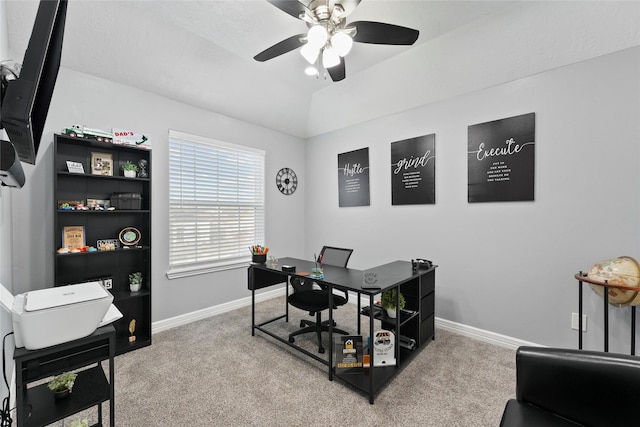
top-left (571, 312), bottom-right (587, 331)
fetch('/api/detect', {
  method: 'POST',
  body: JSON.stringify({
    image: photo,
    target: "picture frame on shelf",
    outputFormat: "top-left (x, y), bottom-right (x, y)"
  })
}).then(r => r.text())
top-left (62, 226), bottom-right (86, 249)
top-left (97, 239), bottom-right (120, 251)
top-left (66, 161), bottom-right (85, 174)
top-left (86, 198), bottom-right (111, 210)
top-left (91, 152), bottom-right (113, 176)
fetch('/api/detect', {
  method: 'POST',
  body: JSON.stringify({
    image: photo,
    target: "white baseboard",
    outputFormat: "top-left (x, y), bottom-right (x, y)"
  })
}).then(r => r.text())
top-left (435, 317), bottom-right (542, 350)
top-left (152, 287), bottom-right (286, 334)
top-left (153, 290), bottom-right (540, 351)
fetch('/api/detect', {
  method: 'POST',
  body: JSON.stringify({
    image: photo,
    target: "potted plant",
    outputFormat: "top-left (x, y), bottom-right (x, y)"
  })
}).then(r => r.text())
top-left (129, 271), bottom-right (142, 292)
top-left (122, 160), bottom-right (138, 178)
top-left (381, 288), bottom-right (405, 318)
top-left (47, 372), bottom-right (77, 400)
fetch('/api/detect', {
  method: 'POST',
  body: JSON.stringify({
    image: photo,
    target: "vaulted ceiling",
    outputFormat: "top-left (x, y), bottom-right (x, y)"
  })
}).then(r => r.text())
top-left (4, 1), bottom-right (639, 138)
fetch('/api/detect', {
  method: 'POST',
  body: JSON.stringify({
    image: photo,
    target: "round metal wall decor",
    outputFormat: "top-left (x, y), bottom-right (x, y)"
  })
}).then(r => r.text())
top-left (276, 167), bottom-right (298, 195)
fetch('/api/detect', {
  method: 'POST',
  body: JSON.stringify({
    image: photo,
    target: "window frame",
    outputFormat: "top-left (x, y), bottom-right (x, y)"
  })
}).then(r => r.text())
top-left (167, 130), bottom-right (265, 279)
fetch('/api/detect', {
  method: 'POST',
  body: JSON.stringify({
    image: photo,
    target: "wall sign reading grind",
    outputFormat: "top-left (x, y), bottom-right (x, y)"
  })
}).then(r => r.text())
top-left (468, 113), bottom-right (535, 203)
top-left (391, 134), bottom-right (436, 205)
top-left (338, 147), bottom-right (370, 207)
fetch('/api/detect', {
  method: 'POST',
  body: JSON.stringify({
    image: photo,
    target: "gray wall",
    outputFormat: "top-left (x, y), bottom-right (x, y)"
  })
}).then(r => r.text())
top-left (8, 68), bottom-right (307, 321)
top-left (305, 46), bottom-right (640, 353)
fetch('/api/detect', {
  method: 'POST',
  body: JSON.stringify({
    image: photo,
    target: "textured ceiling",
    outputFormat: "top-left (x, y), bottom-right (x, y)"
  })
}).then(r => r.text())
top-left (4, 1), bottom-right (639, 138)
top-left (4, 0), bottom-right (513, 138)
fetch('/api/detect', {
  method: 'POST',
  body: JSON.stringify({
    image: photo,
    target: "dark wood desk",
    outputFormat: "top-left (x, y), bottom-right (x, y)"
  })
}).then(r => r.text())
top-left (248, 257), bottom-right (436, 403)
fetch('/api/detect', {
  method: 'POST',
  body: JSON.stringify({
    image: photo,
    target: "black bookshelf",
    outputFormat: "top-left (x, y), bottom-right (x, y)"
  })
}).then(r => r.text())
top-left (53, 134), bottom-right (152, 355)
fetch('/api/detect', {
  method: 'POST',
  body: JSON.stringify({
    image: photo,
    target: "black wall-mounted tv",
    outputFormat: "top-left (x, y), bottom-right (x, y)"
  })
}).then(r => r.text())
top-left (1, 0), bottom-right (67, 165)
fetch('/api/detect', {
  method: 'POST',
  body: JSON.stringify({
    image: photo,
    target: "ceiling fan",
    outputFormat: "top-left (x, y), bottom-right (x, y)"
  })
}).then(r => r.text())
top-left (254, 0), bottom-right (419, 82)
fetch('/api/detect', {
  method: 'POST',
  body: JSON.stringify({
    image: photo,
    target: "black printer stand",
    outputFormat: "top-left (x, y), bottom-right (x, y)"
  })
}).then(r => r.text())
top-left (13, 325), bottom-right (115, 427)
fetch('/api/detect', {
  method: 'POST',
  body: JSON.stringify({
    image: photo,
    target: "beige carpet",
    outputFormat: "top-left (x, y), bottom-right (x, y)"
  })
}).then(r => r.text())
top-left (53, 296), bottom-right (516, 426)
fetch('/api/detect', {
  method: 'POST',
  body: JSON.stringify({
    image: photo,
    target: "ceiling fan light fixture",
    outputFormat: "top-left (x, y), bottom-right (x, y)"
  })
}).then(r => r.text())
top-left (331, 32), bottom-right (353, 57)
top-left (300, 43), bottom-right (320, 64)
top-left (307, 25), bottom-right (328, 48)
top-left (304, 66), bottom-right (318, 76)
top-left (322, 47), bottom-right (340, 68)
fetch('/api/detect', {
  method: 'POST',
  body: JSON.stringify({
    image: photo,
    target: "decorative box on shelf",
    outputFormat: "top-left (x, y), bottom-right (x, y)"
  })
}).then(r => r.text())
top-left (110, 193), bottom-right (142, 210)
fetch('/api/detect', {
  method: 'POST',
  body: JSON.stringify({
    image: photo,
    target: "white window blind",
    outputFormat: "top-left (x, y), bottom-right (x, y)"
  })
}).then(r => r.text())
top-left (168, 130), bottom-right (265, 279)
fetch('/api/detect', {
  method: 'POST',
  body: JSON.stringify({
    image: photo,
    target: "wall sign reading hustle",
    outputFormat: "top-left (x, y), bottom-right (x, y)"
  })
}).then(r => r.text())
top-left (338, 147), bottom-right (370, 207)
top-left (467, 113), bottom-right (535, 202)
top-left (391, 134), bottom-right (436, 205)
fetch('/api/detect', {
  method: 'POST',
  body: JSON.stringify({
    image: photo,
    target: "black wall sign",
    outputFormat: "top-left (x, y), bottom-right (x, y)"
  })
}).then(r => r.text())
top-left (468, 113), bottom-right (535, 203)
top-left (391, 134), bottom-right (436, 205)
top-left (338, 147), bottom-right (370, 207)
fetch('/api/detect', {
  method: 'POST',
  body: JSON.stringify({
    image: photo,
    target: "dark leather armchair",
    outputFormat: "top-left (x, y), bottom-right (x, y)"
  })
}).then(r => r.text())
top-left (287, 246), bottom-right (353, 354)
top-left (500, 346), bottom-right (640, 427)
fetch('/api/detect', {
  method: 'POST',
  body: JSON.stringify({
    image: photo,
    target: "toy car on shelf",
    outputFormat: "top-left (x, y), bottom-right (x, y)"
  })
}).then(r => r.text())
top-left (62, 125), bottom-right (113, 143)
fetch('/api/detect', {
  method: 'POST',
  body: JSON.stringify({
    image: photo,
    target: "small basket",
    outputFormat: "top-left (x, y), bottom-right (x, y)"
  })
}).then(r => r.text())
top-left (252, 254), bottom-right (267, 264)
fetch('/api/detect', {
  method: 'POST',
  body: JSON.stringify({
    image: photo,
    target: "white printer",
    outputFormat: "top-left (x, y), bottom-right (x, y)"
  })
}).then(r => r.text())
top-left (10, 282), bottom-right (116, 350)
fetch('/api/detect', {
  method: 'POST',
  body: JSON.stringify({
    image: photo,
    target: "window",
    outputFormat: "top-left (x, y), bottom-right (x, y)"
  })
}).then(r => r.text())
top-left (167, 130), bottom-right (265, 278)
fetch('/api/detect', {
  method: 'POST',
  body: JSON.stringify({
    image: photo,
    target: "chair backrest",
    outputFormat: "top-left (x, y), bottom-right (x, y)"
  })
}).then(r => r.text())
top-left (290, 276), bottom-right (315, 293)
top-left (318, 246), bottom-right (353, 268)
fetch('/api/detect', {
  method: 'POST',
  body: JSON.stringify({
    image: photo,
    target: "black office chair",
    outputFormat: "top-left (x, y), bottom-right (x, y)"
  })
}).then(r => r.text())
top-left (287, 246), bottom-right (353, 353)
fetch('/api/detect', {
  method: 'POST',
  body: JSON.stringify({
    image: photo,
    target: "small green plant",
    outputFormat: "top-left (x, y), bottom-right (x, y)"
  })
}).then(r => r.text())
top-left (381, 289), bottom-right (405, 310)
top-left (47, 372), bottom-right (77, 392)
top-left (69, 419), bottom-right (88, 427)
top-left (129, 272), bottom-right (142, 285)
top-left (122, 160), bottom-right (139, 172)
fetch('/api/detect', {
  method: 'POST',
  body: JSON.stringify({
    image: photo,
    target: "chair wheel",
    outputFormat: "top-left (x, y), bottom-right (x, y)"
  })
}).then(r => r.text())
top-left (289, 337), bottom-right (295, 343)
top-left (318, 347), bottom-right (325, 354)
top-left (299, 321), bottom-right (305, 327)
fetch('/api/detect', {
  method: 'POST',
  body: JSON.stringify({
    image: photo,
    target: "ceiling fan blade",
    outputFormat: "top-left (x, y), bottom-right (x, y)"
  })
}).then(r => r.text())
top-left (254, 34), bottom-right (306, 62)
top-left (327, 57), bottom-right (345, 82)
top-left (351, 21), bottom-right (419, 45)
top-left (267, 1), bottom-right (311, 20)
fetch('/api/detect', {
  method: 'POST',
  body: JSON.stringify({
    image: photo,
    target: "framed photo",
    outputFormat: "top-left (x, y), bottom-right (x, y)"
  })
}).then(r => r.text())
top-left (97, 239), bottom-right (120, 251)
top-left (66, 161), bottom-right (85, 174)
top-left (62, 226), bottom-right (86, 249)
top-left (91, 152), bottom-right (113, 176)
top-left (86, 198), bottom-right (111, 210)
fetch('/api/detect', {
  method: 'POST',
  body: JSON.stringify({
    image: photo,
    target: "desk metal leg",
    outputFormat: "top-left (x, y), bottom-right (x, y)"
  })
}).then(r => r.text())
top-left (357, 293), bottom-right (361, 335)
top-left (251, 288), bottom-right (256, 336)
top-left (285, 278), bottom-right (289, 322)
top-left (328, 287), bottom-right (334, 381)
top-left (369, 293), bottom-right (375, 404)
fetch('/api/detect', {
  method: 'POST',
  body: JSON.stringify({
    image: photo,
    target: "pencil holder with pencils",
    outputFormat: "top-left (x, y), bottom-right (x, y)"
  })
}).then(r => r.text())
top-left (250, 245), bottom-right (268, 264)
